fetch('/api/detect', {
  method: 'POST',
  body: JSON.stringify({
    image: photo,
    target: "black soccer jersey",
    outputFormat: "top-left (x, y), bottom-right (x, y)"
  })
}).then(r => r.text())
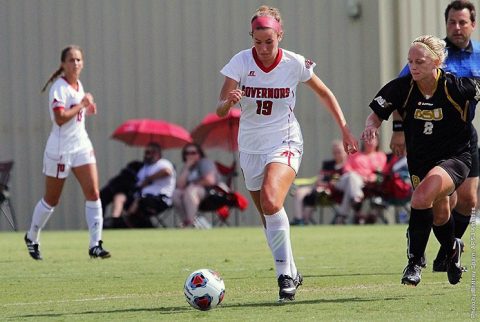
top-left (369, 69), bottom-right (480, 167)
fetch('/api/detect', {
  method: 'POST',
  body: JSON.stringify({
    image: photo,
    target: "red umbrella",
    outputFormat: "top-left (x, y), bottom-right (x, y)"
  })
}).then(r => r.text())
top-left (111, 118), bottom-right (192, 149)
top-left (191, 108), bottom-right (241, 152)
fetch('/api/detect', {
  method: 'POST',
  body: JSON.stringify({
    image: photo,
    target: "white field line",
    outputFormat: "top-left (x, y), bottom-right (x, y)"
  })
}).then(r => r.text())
top-left (2, 280), bottom-right (449, 307)
top-left (2, 294), bottom-right (143, 307)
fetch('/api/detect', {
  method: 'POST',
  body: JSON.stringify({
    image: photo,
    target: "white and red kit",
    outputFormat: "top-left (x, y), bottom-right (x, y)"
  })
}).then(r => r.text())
top-left (43, 77), bottom-right (94, 178)
top-left (46, 77), bottom-right (92, 154)
top-left (220, 47), bottom-right (315, 154)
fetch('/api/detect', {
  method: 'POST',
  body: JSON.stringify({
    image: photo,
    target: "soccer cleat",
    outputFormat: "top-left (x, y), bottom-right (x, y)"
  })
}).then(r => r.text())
top-left (278, 274), bottom-right (296, 302)
top-left (88, 240), bottom-right (111, 259)
top-left (433, 258), bottom-right (467, 273)
top-left (433, 247), bottom-right (467, 273)
top-left (447, 238), bottom-right (464, 285)
top-left (24, 233), bottom-right (42, 260)
top-left (293, 272), bottom-right (303, 289)
top-left (401, 261), bottom-right (422, 286)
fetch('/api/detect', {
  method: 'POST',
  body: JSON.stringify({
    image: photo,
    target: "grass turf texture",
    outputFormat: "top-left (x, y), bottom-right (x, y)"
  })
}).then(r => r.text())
top-left (0, 225), bottom-right (476, 321)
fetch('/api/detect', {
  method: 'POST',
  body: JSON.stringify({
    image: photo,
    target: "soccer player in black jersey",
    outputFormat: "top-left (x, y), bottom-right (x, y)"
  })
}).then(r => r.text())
top-left (392, 0), bottom-right (479, 273)
top-left (362, 35), bottom-right (480, 286)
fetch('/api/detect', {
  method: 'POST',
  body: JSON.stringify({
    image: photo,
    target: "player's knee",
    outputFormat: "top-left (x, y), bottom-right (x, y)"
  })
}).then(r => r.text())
top-left (456, 193), bottom-right (477, 211)
top-left (260, 193), bottom-right (282, 215)
top-left (44, 197), bottom-right (59, 207)
top-left (433, 213), bottom-right (449, 226)
top-left (85, 188), bottom-right (100, 201)
top-left (410, 192), bottom-right (432, 209)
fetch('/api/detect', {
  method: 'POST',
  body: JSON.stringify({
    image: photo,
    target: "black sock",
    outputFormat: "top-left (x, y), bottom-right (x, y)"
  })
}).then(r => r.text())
top-left (407, 208), bottom-right (433, 264)
top-left (432, 215), bottom-right (455, 258)
top-left (453, 209), bottom-right (471, 239)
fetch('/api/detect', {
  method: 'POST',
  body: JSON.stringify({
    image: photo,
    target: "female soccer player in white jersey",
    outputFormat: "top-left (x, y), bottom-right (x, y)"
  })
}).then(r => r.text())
top-left (24, 45), bottom-right (110, 260)
top-left (216, 5), bottom-right (358, 301)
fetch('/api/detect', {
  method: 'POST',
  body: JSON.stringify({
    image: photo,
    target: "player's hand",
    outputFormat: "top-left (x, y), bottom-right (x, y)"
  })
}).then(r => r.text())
top-left (86, 102), bottom-right (97, 115)
top-left (390, 131), bottom-right (406, 156)
top-left (361, 126), bottom-right (378, 144)
top-left (226, 89), bottom-right (243, 107)
top-left (82, 93), bottom-right (97, 115)
top-left (217, 89), bottom-right (243, 117)
top-left (342, 127), bottom-right (359, 154)
top-left (82, 93), bottom-right (94, 107)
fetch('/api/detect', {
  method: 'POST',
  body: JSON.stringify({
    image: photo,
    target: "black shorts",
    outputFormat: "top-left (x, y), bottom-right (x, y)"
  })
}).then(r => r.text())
top-left (138, 194), bottom-right (170, 216)
top-left (468, 127), bottom-right (479, 177)
top-left (303, 189), bottom-right (318, 207)
top-left (409, 151), bottom-right (471, 191)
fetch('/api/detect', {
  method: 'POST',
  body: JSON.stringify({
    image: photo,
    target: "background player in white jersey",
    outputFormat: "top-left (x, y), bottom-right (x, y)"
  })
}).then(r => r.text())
top-left (216, 5), bottom-right (358, 301)
top-left (24, 45), bottom-right (110, 260)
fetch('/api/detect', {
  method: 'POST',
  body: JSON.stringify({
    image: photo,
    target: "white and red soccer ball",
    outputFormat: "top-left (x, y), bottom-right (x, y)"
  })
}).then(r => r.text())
top-left (184, 268), bottom-right (225, 311)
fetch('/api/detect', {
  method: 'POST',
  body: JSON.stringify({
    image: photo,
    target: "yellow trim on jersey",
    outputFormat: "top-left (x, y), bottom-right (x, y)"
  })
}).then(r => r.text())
top-left (444, 80), bottom-right (468, 122)
top-left (400, 79), bottom-right (415, 119)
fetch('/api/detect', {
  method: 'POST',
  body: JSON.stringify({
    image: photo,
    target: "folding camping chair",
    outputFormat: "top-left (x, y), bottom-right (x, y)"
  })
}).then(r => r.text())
top-left (291, 155), bottom-right (412, 225)
top-left (0, 161), bottom-right (16, 230)
top-left (198, 161), bottom-right (248, 226)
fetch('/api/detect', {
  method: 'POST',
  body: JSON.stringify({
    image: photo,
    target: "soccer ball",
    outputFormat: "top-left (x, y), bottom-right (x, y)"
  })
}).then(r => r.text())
top-left (184, 268), bottom-right (225, 311)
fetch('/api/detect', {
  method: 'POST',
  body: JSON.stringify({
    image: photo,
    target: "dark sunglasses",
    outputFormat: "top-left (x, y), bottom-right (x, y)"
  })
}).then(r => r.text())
top-left (144, 150), bottom-right (155, 155)
top-left (184, 151), bottom-right (199, 156)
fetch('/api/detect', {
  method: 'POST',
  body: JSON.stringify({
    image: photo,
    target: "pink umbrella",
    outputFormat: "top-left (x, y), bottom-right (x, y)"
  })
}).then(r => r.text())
top-left (111, 119), bottom-right (192, 149)
top-left (191, 108), bottom-right (240, 152)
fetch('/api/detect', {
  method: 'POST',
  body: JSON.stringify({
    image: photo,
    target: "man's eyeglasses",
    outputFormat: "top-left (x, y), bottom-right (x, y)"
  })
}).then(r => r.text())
top-left (144, 150), bottom-right (155, 155)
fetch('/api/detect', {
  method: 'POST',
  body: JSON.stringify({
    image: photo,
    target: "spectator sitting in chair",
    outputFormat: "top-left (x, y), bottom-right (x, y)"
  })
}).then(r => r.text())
top-left (123, 142), bottom-right (176, 228)
top-left (333, 137), bottom-right (386, 224)
top-left (101, 160), bottom-right (143, 227)
top-left (173, 143), bottom-right (220, 228)
top-left (291, 140), bottom-right (347, 225)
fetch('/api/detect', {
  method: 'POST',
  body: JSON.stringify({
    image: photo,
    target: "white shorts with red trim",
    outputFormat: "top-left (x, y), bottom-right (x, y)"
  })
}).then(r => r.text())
top-left (43, 148), bottom-right (96, 179)
top-left (239, 143), bottom-right (303, 191)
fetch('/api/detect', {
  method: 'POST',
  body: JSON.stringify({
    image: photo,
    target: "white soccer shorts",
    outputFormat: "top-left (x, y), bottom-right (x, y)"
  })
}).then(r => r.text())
top-left (43, 148), bottom-right (96, 179)
top-left (240, 143), bottom-right (303, 191)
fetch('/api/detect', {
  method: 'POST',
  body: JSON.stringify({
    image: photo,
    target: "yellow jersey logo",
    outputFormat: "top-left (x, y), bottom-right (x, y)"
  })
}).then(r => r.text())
top-left (413, 108), bottom-right (443, 121)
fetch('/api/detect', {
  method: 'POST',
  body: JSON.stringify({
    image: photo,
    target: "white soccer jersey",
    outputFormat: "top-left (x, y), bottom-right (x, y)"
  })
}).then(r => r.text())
top-left (45, 77), bottom-right (92, 155)
top-left (221, 48), bottom-right (315, 154)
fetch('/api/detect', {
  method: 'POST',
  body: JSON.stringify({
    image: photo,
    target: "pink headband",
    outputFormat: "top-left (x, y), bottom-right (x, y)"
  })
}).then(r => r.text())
top-left (251, 15), bottom-right (282, 34)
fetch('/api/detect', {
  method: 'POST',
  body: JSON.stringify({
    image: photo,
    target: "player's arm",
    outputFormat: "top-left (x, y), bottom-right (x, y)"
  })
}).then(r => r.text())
top-left (361, 112), bottom-right (383, 144)
top-left (458, 77), bottom-right (480, 102)
top-left (388, 65), bottom-right (409, 156)
top-left (216, 77), bottom-right (242, 117)
top-left (305, 73), bottom-right (358, 154)
top-left (390, 110), bottom-right (406, 156)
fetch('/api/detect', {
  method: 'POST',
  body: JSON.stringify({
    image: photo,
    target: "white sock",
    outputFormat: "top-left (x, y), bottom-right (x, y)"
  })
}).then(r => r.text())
top-left (263, 225), bottom-right (298, 278)
top-left (28, 199), bottom-right (54, 243)
top-left (264, 208), bottom-right (294, 277)
top-left (85, 199), bottom-right (103, 248)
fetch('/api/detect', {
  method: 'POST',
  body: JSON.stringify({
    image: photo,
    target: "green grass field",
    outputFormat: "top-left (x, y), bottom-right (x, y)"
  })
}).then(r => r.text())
top-left (0, 225), bottom-right (477, 321)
